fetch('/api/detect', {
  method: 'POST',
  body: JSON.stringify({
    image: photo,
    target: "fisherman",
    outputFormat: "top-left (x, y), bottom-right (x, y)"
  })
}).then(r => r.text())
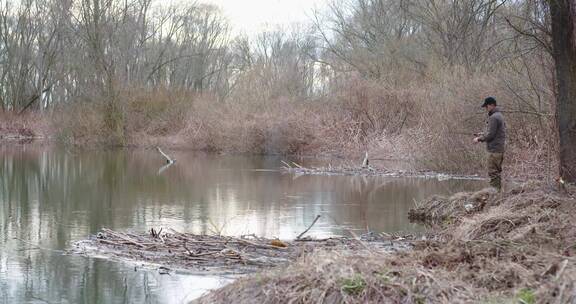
top-left (474, 97), bottom-right (506, 191)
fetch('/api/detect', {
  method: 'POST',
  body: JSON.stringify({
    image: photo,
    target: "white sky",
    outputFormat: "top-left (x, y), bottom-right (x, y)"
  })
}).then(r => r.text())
top-left (197, 0), bottom-right (328, 36)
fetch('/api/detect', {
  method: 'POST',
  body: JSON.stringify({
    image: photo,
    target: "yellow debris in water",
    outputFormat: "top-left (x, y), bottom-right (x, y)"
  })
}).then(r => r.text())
top-left (271, 239), bottom-right (288, 248)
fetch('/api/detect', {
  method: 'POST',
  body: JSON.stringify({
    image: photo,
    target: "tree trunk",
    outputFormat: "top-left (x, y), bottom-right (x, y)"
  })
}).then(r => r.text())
top-left (549, 0), bottom-right (576, 182)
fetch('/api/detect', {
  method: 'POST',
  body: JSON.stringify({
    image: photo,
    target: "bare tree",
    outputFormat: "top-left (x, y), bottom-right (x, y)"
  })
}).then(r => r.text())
top-left (313, 0), bottom-right (422, 79)
top-left (0, 1), bottom-right (39, 111)
top-left (228, 27), bottom-right (318, 102)
top-left (404, 0), bottom-right (509, 68)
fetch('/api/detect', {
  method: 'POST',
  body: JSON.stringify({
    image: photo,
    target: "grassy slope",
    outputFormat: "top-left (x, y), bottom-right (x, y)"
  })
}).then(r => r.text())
top-left (196, 182), bottom-right (576, 304)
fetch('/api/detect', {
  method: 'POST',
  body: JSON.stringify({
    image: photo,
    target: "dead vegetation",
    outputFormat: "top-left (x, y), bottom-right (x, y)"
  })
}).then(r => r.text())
top-left (38, 72), bottom-right (556, 180)
top-left (408, 187), bottom-right (498, 224)
top-left (195, 182), bottom-right (576, 304)
top-left (72, 228), bottom-right (411, 275)
top-left (280, 161), bottom-right (483, 180)
top-left (0, 112), bottom-right (49, 141)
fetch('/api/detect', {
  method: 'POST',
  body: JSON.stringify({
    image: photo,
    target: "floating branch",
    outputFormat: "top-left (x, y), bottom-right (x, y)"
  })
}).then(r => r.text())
top-left (362, 152), bottom-right (369, 168)
top-left (156, 147), bottom-right (175, 164)
top-left (281, 160), bottom-right (292, 169)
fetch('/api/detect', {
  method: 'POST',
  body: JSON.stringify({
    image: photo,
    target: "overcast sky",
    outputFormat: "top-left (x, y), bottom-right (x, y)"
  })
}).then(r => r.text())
top-left (197, 0), bottom-right (328, 36)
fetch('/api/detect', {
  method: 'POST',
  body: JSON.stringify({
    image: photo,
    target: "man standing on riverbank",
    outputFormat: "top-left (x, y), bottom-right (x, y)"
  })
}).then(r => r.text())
top-left (474, 97), bottom-right (506, 191)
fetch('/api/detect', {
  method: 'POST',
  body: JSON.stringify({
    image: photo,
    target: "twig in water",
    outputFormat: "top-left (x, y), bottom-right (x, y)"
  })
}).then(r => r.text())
top-left (362, 152), bottom-right (369, 168)
top-left (296, 215), bottom-right (321, 240)
top-left (281, 160), bottom-right (293, 169)
top-left (156, 146), bottom-right (175, 164)
top-left (291, 162), bottom-right (304, 169)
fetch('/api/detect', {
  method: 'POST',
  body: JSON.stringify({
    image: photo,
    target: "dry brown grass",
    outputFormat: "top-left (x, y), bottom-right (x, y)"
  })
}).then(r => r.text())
top-left (52, 102), bottom-right (108, 145)
top-left (0, 111), bottom-right (50, 139)
top-left (52, 88), bottom-right (366, 155)
top-left (196, 249), bottom-right (482, 304)
top-left (196, 183), bottom-right (576, 304)
top-left (197, 240), bottom-right (576, 303)
top-left (408, 187), bottom-right (498, 224)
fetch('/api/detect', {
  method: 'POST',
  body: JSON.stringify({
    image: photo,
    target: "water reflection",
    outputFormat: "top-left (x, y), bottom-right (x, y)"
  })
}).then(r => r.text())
top-left (0, 145), bottom-right (481, 303)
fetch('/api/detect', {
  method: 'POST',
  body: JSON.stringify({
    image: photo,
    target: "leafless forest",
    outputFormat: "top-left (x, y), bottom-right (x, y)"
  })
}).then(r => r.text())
top-left (0, 0), bottom-right (574, 179)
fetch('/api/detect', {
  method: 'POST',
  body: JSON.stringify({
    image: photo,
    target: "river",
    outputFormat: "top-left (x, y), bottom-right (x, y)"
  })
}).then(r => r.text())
top-left (0, 144), bottom-right (482, 303)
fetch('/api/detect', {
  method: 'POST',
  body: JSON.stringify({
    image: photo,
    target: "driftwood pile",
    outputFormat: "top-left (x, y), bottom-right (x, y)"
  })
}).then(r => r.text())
top-left (72, 228), bottom-right (409, 275)
top-left (280, 161), bottom-right (482, 180)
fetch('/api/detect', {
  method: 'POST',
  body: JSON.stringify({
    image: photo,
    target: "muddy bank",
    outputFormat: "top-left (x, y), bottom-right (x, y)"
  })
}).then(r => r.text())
top-left (71, 228), bottom-right (412, 276)
top-left (196, 182), bottom-right (576, 303)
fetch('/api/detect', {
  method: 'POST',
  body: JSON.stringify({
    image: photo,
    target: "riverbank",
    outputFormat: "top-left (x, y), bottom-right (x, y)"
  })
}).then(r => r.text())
top-left (0, 72), bottom-right (558, 181)
top-left (0, 112), bottom-right (50, 141)
top-left (195, 182), bottom-right (576, 303)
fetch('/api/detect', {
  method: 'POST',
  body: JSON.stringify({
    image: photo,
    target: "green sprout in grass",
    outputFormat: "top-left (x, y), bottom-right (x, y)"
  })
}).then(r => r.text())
top-left (517, 288), bottom-right (535, 304)
top-left (341, 275), bottom-right (366, 295)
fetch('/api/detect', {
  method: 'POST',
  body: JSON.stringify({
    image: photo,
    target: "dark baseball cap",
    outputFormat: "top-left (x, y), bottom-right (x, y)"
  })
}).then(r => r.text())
top-left (481, 97), bottom-right (497, 107)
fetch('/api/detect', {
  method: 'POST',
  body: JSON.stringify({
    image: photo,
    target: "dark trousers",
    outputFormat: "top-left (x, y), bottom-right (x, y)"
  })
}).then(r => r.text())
top-left (488, 152), bottom-right (504, 190)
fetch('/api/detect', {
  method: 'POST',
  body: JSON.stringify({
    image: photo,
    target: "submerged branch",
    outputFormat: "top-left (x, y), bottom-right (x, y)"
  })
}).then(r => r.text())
top-left (296, 215), bottom-right (321, 240)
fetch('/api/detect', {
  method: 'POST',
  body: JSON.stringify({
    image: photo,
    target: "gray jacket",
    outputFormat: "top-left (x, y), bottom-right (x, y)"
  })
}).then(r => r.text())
top-left (479, 107), bottom-right (506, 153)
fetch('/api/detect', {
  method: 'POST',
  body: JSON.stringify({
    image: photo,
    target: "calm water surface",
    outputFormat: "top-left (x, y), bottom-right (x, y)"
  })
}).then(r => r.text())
top-left (0, 145), bottom-right (482, 303)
